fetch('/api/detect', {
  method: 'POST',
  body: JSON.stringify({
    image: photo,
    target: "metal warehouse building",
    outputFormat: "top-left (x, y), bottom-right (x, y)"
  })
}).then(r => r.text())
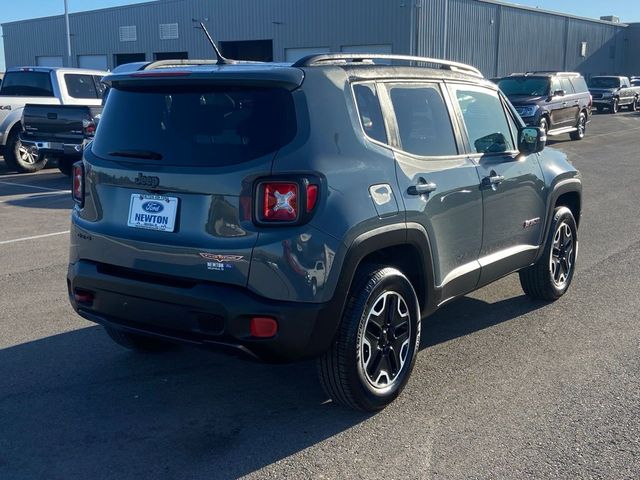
top-left (2, 0), bottom-right (639, 77)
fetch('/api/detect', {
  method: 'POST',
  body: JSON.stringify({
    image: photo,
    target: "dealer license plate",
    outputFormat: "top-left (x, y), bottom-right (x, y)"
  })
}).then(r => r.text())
top-left (127, 194), bottom-right (178, 232)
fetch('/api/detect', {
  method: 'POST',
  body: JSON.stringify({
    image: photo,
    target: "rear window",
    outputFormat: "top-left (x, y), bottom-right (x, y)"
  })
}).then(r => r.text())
top-left (589, 77), bottom-right (621, 89)
top-left (65, 74), bottom-right (98, 99)
top-left (92, 86), bottom-right (297, 166)
top-left (0, 71), bottom-right (54, 97)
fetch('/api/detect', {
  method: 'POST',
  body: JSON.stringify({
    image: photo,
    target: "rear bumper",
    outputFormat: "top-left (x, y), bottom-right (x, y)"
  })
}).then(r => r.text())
top-left (21, 138), bottom-right (84, 157)
top-left (67, 260), bottom-right (339, 362)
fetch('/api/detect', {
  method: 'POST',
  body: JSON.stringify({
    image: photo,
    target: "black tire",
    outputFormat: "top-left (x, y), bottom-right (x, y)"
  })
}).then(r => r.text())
top-left (538, 116), bottom-right (549, 135)
top-left (519, 207), bottom-right (578, 301)
top-left (631, 98), bottom-right (639, 112)
top-left (57, 157), bottom-right (75, 177)
top-left (570, 112), bottom-right (587, 141)
top-left (317, 266), bottom-right (421, 411)
top-left (104, 326), bottom-right (174, 352)
top-left (3, 127), bottom-right (48, 173)
top-left (610, 98), bottom-right (619, 114)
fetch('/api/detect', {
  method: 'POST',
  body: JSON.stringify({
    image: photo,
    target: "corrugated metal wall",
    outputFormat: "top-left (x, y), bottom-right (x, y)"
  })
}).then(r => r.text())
top-left (415, 0), bottom-right (627, 78)
top-left (2, 0), bottom-right (411, 69)
top-left (1, 0), bottom-right (631, 77)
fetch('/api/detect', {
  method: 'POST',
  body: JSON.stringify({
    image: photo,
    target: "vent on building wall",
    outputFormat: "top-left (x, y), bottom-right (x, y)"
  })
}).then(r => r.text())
top-left (160, 23), bottom-right (179, 40)
top-left (119, 25), bottom-right (137, 42)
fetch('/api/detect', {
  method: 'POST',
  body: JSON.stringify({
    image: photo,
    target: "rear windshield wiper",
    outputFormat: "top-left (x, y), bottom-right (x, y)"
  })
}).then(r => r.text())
top-left (108, 150), bottom-right (163, 160)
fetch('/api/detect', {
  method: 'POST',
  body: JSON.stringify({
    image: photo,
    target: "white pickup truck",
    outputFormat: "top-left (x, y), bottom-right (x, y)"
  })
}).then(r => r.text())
top-left (0, 66), bottom-right (107, 173)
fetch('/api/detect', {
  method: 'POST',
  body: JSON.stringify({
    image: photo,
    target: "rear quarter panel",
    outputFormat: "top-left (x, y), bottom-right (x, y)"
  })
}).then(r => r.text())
top-left (254, 67), bottom-right (403, 303)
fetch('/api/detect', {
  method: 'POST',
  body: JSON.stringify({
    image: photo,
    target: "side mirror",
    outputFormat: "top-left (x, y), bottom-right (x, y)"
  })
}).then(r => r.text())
top-left (519, 127), bottom-right (546, 155)
top-left (553, 89), bottom-right (566, 97)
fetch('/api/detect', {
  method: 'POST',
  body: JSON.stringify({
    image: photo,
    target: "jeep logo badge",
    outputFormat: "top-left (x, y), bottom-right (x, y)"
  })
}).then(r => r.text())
top-left (134, 173), bottom-right (160, 188)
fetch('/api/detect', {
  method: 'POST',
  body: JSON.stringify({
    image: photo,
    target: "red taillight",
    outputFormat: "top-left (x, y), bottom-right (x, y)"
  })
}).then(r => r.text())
top-left (82, 115), bottom-right (96, 137)
top-left (72, 162), bottom-right (84, 205)
top-left (250, 317), bottom-right (278, 338)
top-left (306, 184), bottom-right (318, 213)
top-left (262, 182), bottom-right (298, 222)
top-left (74, 289), bottom-right (94, 305)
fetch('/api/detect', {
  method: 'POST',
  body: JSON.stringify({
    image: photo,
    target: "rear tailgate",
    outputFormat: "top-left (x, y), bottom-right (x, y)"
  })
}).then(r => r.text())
top-left (74, 72), bottom-right (302, 288)
top-left (22, 104), bottom-right (101, 147)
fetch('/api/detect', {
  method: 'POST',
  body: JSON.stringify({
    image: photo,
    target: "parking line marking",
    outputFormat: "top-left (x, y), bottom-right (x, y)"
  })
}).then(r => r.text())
top-left (0, 180), bottom-right (70, 193)
top-left (0, 231), bottom-right (70, 245)
top-left (0, 190), bottom-right (72, 204)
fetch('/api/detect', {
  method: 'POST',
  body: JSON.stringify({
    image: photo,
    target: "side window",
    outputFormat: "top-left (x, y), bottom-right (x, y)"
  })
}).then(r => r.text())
top-left (64, 74), bottom-right (98, 99)
top-left (454, 87), bottom-right (515, 154)
top-left (560, 78), bottom-right (575, 94)
top-left (570, 77), bottom-right (588, 93)
top-left (387, 83), bottom-right (458, 156)
top-left (550, 78), bottom-right (562, 94)
top-left (353, 83), bottom-right (387, 144)
top-left (502, 99), bottom-right (521, 141)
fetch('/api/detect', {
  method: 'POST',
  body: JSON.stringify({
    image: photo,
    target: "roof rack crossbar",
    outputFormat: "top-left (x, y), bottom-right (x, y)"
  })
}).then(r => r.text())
top-left (292, 54), bottom-right (482, 77)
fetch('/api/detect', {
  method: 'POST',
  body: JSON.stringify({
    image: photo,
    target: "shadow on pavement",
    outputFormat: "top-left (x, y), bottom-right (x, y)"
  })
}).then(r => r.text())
top-left (421, 294), bottom-right (546, 349)
top-left (2, 191), bottom-right (73, 210)
top-left (0, 294), bottom-right (545, 479)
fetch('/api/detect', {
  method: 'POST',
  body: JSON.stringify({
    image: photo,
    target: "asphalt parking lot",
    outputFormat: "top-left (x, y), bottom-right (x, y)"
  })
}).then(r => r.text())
top-left (1, 111), bottom-right (639, 480)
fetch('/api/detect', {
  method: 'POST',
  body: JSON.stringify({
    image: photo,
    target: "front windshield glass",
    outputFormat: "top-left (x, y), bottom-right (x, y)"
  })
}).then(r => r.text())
top-left (498, 77), bottom-right (550, 96)
top-left (589, 77), bottom-right (621, 89)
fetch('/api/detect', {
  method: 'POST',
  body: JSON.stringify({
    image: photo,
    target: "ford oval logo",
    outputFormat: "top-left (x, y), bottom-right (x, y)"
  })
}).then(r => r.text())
top-left (142, 201), bottom-right (164, 213)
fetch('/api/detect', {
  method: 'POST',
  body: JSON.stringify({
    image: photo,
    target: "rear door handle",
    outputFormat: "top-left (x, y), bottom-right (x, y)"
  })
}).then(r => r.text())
top-left (408, 179), bottom-right (437, 196)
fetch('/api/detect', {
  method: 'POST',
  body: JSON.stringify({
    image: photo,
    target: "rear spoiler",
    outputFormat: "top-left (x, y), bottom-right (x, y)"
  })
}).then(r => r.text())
top-left (103, 62), bottom-right (304, 91)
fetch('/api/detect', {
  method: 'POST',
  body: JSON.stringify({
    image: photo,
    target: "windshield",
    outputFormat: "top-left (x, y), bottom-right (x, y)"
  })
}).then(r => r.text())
top-left (498, 77), bottom-right (550, 96)
top-left (92, 85), bottom-right (297, 166)
top-left (589, 77), bottom-right (621, 89)
top-left (0, 71), bottom-right (54, 97)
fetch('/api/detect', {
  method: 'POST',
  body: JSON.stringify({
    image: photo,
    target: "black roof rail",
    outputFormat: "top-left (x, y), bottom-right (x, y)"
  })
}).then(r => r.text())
top-left (292, 54), bottom-right (483, 77)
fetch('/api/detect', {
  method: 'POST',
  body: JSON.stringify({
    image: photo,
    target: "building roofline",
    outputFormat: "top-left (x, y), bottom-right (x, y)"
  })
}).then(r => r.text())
top-left (476, 0), bottom-right (629, 27)
top-left (0, 0), bottom-right (632, 29)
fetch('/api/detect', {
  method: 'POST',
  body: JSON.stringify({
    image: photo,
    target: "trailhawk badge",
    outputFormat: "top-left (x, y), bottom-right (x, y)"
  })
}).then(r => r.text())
top-left (199, 253), bottom-right (244, 262)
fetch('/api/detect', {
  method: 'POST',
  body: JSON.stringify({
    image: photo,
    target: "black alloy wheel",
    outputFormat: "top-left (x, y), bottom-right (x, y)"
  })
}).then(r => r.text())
top-left (549, 221), bottom-right (575, 290)
top-left (359, 291), bottom-right (412, 391)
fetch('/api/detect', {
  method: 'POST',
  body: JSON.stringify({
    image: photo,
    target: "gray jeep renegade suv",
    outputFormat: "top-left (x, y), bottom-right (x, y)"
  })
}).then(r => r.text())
top-left (68, 54), bottom-right (581, 411)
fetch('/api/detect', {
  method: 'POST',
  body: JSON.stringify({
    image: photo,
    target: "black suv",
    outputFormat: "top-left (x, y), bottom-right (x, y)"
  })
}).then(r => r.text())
top-left (68, 54), bottom-right (582, 411)
top-left (498, 72), bottom-right (591, 141)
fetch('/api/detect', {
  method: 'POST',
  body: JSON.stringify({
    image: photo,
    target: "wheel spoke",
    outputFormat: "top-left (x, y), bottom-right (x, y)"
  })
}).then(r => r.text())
top-left (385, 294), bottom-right (397, 325)
top-left (387, 346), bottom-right (400, 376)
top-left (367, 348), bottom-right (384, 379)
top-left (364, 327), bottom-right (380, 347)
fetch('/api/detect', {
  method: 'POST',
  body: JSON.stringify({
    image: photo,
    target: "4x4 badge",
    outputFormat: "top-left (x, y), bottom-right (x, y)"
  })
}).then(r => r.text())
top-left (199, 253), bottom-right (244, 262)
